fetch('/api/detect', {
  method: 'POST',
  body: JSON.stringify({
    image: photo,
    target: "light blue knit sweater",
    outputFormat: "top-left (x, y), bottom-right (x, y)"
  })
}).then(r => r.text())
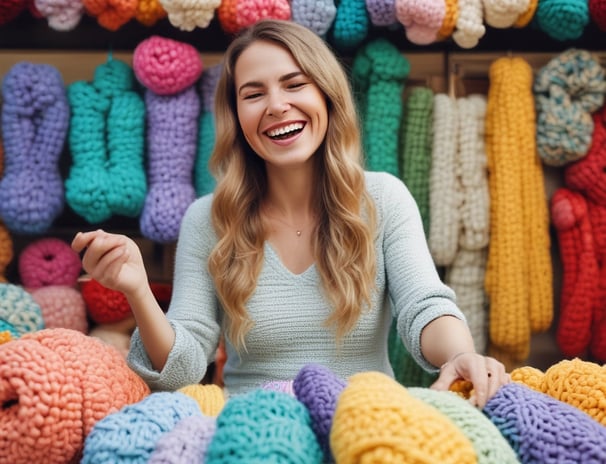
top-left (127, 171), bottom-right (465, 394)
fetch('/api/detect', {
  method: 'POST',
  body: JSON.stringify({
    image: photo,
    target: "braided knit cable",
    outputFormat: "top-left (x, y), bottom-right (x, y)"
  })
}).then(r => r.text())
top-left (0, 143), bottom-right (14, 283)
top-left (452, 0), bottom-right (486, 48)
top-left (65, 58), bottom-right (146, 224)
top-left (482, 0), bottom-right (530, 28)
top-left (0, 62), bottom-right (68, 235)
top-left (534, 0), bottom-right (590, 40)
top-left (351, 38), bottom-right (409, 177)
top-left (34, 0), bottom-right (84, 30)
top-left (534, 48), bottom-right (606, 166)
top-left (330, 0), bottom-right (369, 51)
top-left (590, 0), bottom-right (606, 29)
top-left (395, 0), bottom-right (445, 45)
top-left (159, 0), bottom-right (221, 31)
top-left (291, 0), bottom-right (336, 34)
top-left (82, 0), bottom-right (137, 30)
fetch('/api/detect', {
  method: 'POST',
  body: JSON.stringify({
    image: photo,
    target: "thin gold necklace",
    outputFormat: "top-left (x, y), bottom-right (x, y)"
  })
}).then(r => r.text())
top-left (263, 206), bottom-right (315, 237)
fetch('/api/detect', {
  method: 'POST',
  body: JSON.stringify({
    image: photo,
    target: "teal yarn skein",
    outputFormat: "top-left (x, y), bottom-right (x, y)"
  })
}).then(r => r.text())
top-left (330, 0), bottom-right (370, 51)
top-left (534, 0), bottom-right (589, 41)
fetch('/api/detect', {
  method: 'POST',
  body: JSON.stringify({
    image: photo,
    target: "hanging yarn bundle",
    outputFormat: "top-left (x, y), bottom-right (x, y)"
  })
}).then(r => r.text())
top-left (351, 38), bottom-right (410, 177)
top-left (66, 57), bottom-right (146, 224)
top-left (18, 237), bottom-right (81, 288)
top-left (206, 389), bottom-right (324, 463)
top-left (290, 0), bottom-right (336, 35)
top-left (0, 62), bottom-right (68, 235)
top-left (0, 282), bottom-right (44, 337)
top-left (483, 382), bottom-right (606, 463)
top-left (484, 56), bottom-right (553, 365)
top-left (329, 0), bottom-right (369, 51)
top-left (437, 0), bottom-right (459, 40)
top-left (513, 0), bottom-right (538, 26)
top-left (34, 0), bottom-right (84, 29)
top-left (395, 0), bottom-right (445, 45)
top-left (159, 0), bottom-right (219, 30)
top-left (0, 144), bottom-right (14, 283)
top-left (148, 415), bottom-right (217, 464)
top-left (217, 0), bottom-right (291, 34)
top-left (452, 0), bottom-right (485, 48)
top-left (365, 0), bottom-right (396, 27)
top-left (0, 328), bottom-right (150, 464)
top-left (482, 0), bottom-right (530, 28)
top-left (534, 0), bottom-right (589, 40)
top-left (134, 0), bottom-right (166, 25)
top-left (82, 391), bottom-right (201, 463)
top-left (82, 0), bottom-right (137, 30)
top-left (534, 48), bottom-right (606, 167)
top-left (133, 36), bottom-right (202, 243)
top-left (195, 63), bottom-right (221, 197)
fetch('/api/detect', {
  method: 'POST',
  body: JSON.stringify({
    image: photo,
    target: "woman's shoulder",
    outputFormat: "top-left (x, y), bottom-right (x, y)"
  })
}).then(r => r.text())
top-left (364, 170), bottom-right (411, 201)
top-left (180, 193), bottom-right (215, 233)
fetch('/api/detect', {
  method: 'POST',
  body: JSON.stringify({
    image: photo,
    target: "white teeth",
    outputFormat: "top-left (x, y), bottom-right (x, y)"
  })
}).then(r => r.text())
top-left (266, 123), bottom-right (304, 137)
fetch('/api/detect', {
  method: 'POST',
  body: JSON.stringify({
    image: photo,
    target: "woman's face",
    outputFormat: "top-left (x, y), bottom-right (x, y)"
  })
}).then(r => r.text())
top-left (234, 40), bottom-right (329, 169)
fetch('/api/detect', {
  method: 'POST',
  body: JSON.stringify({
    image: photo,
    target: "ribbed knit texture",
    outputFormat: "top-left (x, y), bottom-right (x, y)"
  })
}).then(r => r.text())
top-left (134, 0), bottom-right (166, 25)
top-left (0, 62), bottom-right (68, 234)
top-left (80, 278), bottom-right (132, 324)
top-left (512, 358), bottom-right (606, 425)
top-left (590, 0), bottom-right (606, 29)
top-left (534, 48), bottom-right (606, 166)
top-left (291, 0), bottom-right (336, 34)
top-left (82, 392), bottom-right (200, 464)
top-left (408, 387), bottom-right (519, 463)
top-left (0, 283), bottom-right (44, 336)
top-left (331, 371), bottom-right (477, 463)
top-left (159, 0), bottom-right (220, 30)
top-left (34, 0), bottom-right (84, 30)
top-left (365, 0), bottom-right (396, 26)
top-left (535, 0), bottom-right (589, 40)
top-left (177, 383), bottom-right (226, 416)
top-left (330, 0), bottom-right (369, 51)
top-left (484, 57), bottom-right (553, 363)
top-left (351, 38), bottom-right (409, 177)
top-left (148, 415), bottom-right (217, 464)
top-left (18, 237), bottom-right (81, 288)
top-left (293, 364), bottom-right (347, 461)
top-left (195, 63), bottom-right (221, 197)
top-left (483, 0), bottom-right (530, 27)
top-left (452, 0), bottom-right (485, 48)
top-left (31, 285), bottom-right (89, 333)
top-left (0, 328), bottom-right (150, 464)
top-left (395, 0), bottom-right (445, 44)
top-left (82, 0), bottom-right (136, 30)
top-left (66, 58), bottom-right (146, 224)
top-left (483, 382), bottom-right (606, 463)
top-left (205, 389), bottom-right (323, 463)
top-left (217, 0), bottom-right (291, 34)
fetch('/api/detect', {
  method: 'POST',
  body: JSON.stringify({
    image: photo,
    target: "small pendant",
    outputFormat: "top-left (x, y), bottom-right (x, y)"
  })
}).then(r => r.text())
top-left (296, 230), bottom-right (302, 237)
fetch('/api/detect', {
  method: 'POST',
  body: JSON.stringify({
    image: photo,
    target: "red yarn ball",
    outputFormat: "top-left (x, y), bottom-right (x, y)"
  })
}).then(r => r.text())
top-left (80, 279), bottom-right (132, 324)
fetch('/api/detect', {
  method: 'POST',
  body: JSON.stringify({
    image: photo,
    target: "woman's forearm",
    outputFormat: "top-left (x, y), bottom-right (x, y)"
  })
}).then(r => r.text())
top-left (420, 315), bottom-right (476, 368)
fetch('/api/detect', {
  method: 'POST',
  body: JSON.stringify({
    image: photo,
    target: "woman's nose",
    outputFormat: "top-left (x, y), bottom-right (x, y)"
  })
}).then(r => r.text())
top-left (266, 91), bottom-right (291, 116)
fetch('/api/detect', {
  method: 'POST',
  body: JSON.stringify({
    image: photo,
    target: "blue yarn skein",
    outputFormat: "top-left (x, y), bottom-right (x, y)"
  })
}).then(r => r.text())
top-left (535, 0), bottom-right (589, 41)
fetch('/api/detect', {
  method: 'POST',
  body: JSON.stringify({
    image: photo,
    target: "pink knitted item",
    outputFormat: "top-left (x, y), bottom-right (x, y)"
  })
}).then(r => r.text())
top-left (18, 237), bottom-right (81, 289)
top-left (30, 285), bottom-right (89, 333)
top-left (133, 36), bottom-right (203, 96)
top-left (395, 0), bottom-right (445, 44)
top-left (80, 278), bottom-right (132, 324)
top-left (0, 328), bottom-right (149, 464)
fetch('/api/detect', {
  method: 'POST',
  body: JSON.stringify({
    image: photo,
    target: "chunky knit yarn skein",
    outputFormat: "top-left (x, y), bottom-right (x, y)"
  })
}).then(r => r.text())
top-left (0, 328), bottom-right (150, 464)
top-left (330, 0), bottom-right (369, 51)
top-left (82, 0), bottom-right (137, 30)
top-left (217, 0), bottom-right (291, 34)
top-left (0, 62), bottom-right (68, 234)
top-left (291, 0), bottom-right (336, 35)
top-left (452, 0), bottom-right (485, 48)
top-left (148, 415), bottom-right (217, 464)
top-left (178, 383), bottom-right (226, 416)
top-left (31, 285), bottom-right (88, 333)
top-left (0, 283), bottom-right (44, 337)
top-left (18, 237), bottom-right (81, 288)
top-left (534, 0), bottom-right (589, 40)
top-left (395, 0), bottom-right (445, 44)
top-left (34, 0), bottom-right (84, 30)
top-left (0, 144), bottom-right (14, 283)
top-left (80, 278), bottom-right (132, 324)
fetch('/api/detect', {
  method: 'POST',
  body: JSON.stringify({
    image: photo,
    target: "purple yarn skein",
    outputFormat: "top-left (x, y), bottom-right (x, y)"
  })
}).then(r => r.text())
top-left (293, 364), bottom-right (347, 461)
top-left (0, 62), bottom-right (68, 234)
top-left (483, 382), bottom-right (606, 463)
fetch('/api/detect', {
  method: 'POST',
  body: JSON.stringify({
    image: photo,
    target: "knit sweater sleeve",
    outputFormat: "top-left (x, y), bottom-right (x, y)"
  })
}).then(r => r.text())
top-left (127, 194), bottom-right (221, 391)
top-left (370, 171), bottom-right (467, 372)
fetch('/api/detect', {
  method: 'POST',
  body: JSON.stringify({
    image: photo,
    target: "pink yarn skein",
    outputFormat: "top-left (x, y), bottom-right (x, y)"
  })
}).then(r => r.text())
top-left (31, 285), bottom-right (88, 333)
top-left (133, 36), bottom-right (203, 95)
top-left (19, 237), bottom-right (81, 288)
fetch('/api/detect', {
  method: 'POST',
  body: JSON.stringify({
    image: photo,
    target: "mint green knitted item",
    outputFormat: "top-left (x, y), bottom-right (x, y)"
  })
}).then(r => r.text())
top-left (331, 0), bottom-right (369, 51)
top-left (400, 86), bottom-right (434, 234)
top-left (351, 38), bottom-right (410, 177)
top-left (408, 388), bottom-right (519, 463)
top-left (65, 57), bottom-right (146, 224)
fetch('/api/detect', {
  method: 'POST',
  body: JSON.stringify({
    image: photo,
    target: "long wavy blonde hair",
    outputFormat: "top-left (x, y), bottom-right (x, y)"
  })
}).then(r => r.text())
top-left (208, 19), bottom-right (376, 350)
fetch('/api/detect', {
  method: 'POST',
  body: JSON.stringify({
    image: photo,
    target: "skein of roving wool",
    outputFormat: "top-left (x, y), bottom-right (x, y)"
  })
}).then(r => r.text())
top-left (82, 0), bottom-right (137, 30)
top-left (484, 56), bottom-right (553, 363)
top-left (18, 237), bottom-right (81, 288)
top-left (511, 358), bottom-right (606, 425)
top-left (0, 0), bottom-right (25, 23)
top-left (330, 372), bottom-right (477, 464)
top-left (329, 0), bottom-right (369, 51)
top-left (0, 62), bottom-right (68, 234)
top-left (534, 0), bottom-right (589, 40)
top-left (178, 383), bottom-right (226, 416)
top-left (82, 392), bottom-right (201, 463)
top-left (31, 285), bottom-right (89, 333)
top-left (452, 0), bottom-right (485, 48)
top-left (483, 382), bottom-right (606, 463)
top-left (206, 389), bottom-right (323, 463)
top-left (534, 49), bottom-right (606, 167)
top-left (34, 0), bottom-right (84, 30)
top-left (590, 0), bottom-right (606, 29)
top-left (365, 0), bottom-right (396, 26)
top-left (195, 63), bottom-right (221, 197)
top-left (291, 0), bottom-right (336, 34)
top-left (0, 328), bottom-right (150, 464)
top-left (159, 0), bottom-right (219, 31)
top-left (217, 0), bottom-right (291, 34)
top-left (407, 388), bottom-right (519, 463)
top-left (0, 144), bottom-right (14, 283)
top-left (0, 283), bottom-right (44, 337)
top-left (134, 0), bottom-right (166, 25)
top-left (293, 364), bottom-right (347, 462)
top-left (482, 0), bottom-right (530, 28)
top-left (66, 57), bottom-right (146, 224)
top-left (351, 38), bottom-right (410, 178)
top-left (148, 415), bottom-right (217, 464)
top-left (133, 36), bottom-right (202, 243)
top-left (395, 0), bottom-right (445, 45)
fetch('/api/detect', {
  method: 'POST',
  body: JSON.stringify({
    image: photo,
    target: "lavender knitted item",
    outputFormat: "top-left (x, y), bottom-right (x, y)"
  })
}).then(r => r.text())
top-left (0, 283), bottom-right (44, 336)
top-left (134, 36), bottom-right (202, 243)
top-left (34, 0), bottom-right (84, 30)
top-left (293, 364), bottom-right (347, 461)
top-left (82, 392), bottom-right (202, 464)
top-left (148, 415), bottom-right (217, 464)
top-left (365, 0), bottom-right (397, 25)
top-left (483, 382), bottom-right (606, 463)
top-left (206, 389), bottom-right (323, 463)
top-left (66, 58), bottom-right (146, 223)
top-left (0, 62), bottom-right (68, 234)
top-left (291, 0), bottom-right (336, 35)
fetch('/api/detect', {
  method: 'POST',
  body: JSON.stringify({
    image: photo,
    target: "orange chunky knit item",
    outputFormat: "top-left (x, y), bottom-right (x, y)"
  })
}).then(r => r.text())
top-left (0, 328), bottom-right (149, 464)
top-left (330, 371), bottom-right (477, 463)
top-left (0, 143), bottom-right (13, 283)
top-left (134, 0), bottom-right (166, 25)
top-left (82, 0), bottom-right (137, 30)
